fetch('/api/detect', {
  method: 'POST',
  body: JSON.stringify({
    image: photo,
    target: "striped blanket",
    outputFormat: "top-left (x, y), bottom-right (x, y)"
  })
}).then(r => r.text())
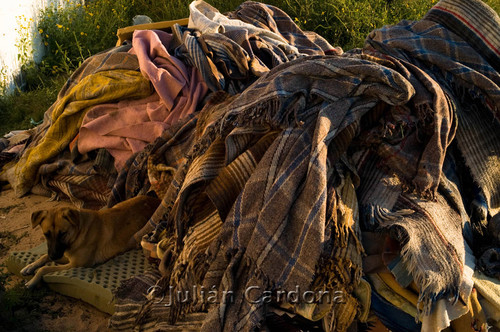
top-left (2, 0), bottom-right (490, 330)
top-left (108, 0), bottom-right (500, 330)
top-left (108, 53), bottom-right (414, 332)
top-left (228, 1), bottom-right (340, 56)
top-left (365, 0), bottom-right (500, 214)
top-left (36, 147), bottom-right (116, 209)
top-left (358, 0), bottom-right (500, 328)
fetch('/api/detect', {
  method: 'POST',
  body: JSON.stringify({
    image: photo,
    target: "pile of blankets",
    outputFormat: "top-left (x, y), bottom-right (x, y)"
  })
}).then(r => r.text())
top-left (1, 0), bottom-right (500, 331)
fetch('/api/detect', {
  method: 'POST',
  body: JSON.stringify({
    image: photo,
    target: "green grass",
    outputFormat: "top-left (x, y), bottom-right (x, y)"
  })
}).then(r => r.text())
top-left (0, 75), bottom-right (67, 135)
top-left (484, 0), bottom-right (500, 13)
top-left (30, 0), bottom-right (447, 80)
top-left (0, 0), bottom-right (498, 136)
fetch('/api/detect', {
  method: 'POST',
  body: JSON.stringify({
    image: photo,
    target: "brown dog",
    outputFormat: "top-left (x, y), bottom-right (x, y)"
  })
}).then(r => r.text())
top-left (21, 195), bottom-right (161, 288)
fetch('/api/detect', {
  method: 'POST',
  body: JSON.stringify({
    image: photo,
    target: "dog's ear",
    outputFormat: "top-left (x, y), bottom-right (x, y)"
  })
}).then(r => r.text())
top-left (31, 210), bottom-right (48, 228)
top-left (61, 208), bottom-right (80, 227)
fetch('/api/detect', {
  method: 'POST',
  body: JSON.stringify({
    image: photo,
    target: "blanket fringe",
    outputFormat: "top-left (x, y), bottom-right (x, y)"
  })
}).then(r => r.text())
top-left (391, 224), bottom-right (461, 319)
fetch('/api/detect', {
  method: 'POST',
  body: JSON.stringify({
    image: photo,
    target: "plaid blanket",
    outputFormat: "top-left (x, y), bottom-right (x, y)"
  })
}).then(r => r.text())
top-left (118, 54), bottom-right (413, 332)
top-left (109, 49), bottom-right (414, 331)
top-left (358, 0), bottom-right (500, 326)
top-left (35, 147), bottom-right (116, 210)
top-left (365, 0), bottom-right (500, 213)
top-left (229, 1), bottom-right (340, 56)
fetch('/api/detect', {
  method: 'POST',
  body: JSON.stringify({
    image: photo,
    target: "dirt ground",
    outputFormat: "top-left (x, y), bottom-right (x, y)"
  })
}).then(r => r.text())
top-left (0, 188), bottom-right (112, 332)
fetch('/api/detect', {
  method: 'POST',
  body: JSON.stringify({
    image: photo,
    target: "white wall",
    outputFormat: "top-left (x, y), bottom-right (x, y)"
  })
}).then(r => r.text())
top-left (0, 0), bottom-right (74, 94)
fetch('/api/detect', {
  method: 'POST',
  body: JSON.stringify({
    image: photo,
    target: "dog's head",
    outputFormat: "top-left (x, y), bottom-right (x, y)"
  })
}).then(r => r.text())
top-left (31, 207), bottom-right (80, 261)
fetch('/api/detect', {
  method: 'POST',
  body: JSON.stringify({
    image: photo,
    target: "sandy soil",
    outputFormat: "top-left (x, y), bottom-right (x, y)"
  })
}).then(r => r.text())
top-left (0, 188), bottom-right (112, 332)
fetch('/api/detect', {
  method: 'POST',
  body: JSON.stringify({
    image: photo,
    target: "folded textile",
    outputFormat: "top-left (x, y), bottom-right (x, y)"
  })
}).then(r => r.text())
top-left (175, 0), bottom-right (340, 94)
top-left (370, 288), bottom-right (422, 332)
top-left (5, 51), bottom-right (152, 197)
top-left (78, 29), bottom-right (208, 171)
top-left (228, 1), bottom-right (340, 56)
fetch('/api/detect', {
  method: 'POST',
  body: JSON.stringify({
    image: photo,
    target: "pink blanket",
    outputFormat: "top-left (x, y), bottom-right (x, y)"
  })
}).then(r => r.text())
top-left (78, 30), bottom-right (208, 170)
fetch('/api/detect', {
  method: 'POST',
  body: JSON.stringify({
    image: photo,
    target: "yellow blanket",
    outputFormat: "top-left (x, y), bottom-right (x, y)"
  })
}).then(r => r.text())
top-left (11, 69), bottom-right (152, 196)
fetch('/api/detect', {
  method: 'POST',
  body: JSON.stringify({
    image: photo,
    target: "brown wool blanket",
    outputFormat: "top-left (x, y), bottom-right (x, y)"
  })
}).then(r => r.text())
top-left (98, 0), bottom-right (500, 330)
top-left (365, 0), bottom-right (500, 214)
top-left (0, 0), bottom-right (498, 330)
top-left (108, 54), bottom-right (415, 332)
top-left (356, 0), bottom-right (500, 322)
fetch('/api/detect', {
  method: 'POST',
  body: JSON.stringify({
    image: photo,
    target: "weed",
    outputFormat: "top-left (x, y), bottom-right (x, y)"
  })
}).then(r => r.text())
top-left (483, 0), bottom-right (500, 13)
top-left (0, 231), bottom-right (28, 258)
top-left (0, 0), bottom-right (498, 136)
top-left (0, 65), bottom-right (10, 96)
top-left (0, 267), bottom-right (51, 332)
top-left (0, 74), bottom-right (67, 135)
top-left (37, 0), bottom-right (132, 77)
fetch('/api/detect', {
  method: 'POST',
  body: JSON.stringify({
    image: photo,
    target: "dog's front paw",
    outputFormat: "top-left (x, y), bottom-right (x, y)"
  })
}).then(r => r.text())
top-left (24, 277), bottom-right (40, 289)
top-left (20, 263), bottom-right (38, 276)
